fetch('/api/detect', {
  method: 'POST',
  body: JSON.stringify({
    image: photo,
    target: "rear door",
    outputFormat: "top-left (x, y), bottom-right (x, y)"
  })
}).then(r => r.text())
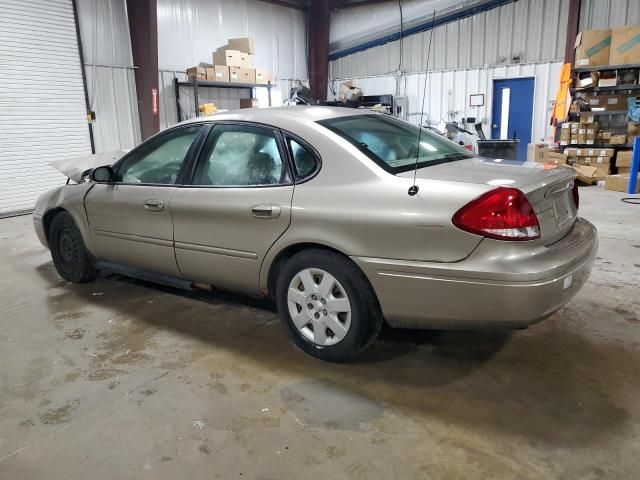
top-left (170, 123), bottom-right (294, 294)
top-left (84, 124), bottom-right (203, 276)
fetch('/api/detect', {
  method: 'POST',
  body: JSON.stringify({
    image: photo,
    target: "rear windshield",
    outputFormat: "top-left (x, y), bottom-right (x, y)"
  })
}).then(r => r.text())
top-left (318, 114), bottom-right (475, 173)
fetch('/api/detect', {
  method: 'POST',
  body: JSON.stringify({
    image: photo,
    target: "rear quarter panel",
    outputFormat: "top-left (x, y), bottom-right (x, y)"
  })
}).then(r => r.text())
top-left (259, 116), bottom-right (487, 291)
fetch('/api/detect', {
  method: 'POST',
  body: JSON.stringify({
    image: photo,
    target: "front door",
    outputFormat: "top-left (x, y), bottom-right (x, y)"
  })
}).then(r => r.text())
top-left (170, 123), bottom-right (294, 294)
top-left (84, 124), bottom-right (203, 276)
top-left (491, 78), bottom-right (535, 161)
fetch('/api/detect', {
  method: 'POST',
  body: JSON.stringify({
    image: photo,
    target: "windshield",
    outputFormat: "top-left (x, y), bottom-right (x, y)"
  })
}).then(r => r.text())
top-left (318, 114), bottom-right (475, 173)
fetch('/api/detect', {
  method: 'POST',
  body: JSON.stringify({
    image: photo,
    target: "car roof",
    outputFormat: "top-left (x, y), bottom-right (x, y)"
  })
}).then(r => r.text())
top-left (178, 105), bottom-right (374, 127)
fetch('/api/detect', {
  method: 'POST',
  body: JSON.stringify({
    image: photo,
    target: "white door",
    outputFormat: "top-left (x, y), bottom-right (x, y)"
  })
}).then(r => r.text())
top-left (0, 0), bottom-right (92, 216)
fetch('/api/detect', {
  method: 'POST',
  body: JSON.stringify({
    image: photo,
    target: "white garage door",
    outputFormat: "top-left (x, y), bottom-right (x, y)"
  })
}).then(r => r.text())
top-left (0, 0), bottom-right (92, 217)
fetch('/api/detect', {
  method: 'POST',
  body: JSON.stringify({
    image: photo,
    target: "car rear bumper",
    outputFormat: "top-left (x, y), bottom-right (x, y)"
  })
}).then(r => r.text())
top-left (352, 218), bottom-right (598, 329)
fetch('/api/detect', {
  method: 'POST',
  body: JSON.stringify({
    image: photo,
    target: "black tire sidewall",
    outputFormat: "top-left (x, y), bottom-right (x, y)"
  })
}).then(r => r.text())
top-left (49, 212), bottom-right (95, 283)
top-left (275, 249), bottom-right (381, 362)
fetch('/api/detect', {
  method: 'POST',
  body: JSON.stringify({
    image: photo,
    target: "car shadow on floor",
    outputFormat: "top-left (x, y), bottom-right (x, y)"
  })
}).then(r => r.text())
top-left (36, 262), bottom-right (634, 448)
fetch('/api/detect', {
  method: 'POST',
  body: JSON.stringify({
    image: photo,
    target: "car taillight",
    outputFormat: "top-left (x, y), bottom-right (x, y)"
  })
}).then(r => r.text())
top-left (452, 187), bottom-right (541, 241)
top-left (572, 182), bottom-right (579, 209)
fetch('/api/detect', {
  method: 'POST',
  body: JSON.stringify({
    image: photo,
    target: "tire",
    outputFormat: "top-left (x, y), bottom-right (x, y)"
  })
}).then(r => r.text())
top-left (49, 212), bottom-right (97, 283)
top-left (275, 249), bottom-right (383, 362)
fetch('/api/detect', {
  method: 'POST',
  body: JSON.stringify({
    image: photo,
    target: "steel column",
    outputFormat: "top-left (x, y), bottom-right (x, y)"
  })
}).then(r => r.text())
top-left (308, 1), bottom-right (330, 102)
top-left (564, 0), bottom-right (581, 65)
top-left (126, 0), bottom-right (160, 140)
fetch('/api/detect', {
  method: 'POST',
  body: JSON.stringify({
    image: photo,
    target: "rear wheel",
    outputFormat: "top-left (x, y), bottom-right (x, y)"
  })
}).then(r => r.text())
top-left (275, 249), bottom-right (382, 362)
top-left (49, 212), bottom-right (97, 283)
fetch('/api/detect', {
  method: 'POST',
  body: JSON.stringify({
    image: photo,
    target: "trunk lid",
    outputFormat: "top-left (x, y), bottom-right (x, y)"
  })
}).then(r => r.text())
top-left (398, 158), bottom-right (578, 244)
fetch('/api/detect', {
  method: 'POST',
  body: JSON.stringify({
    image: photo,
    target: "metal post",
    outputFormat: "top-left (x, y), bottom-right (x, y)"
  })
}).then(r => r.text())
top-left (174, 78), bottom-right (181, 123)
top-left (564, 0), bottom-right (581, 65)
top-left (629, 136), bottom-right (640, 194)
top-left (193, 80), bottom-right (199, 117)
top-left (268, 83), bottom-right (272, 106)
top-left (126, 0), bottom-right (160, 140)
top-left (71, 0), bottom-right (96, 153)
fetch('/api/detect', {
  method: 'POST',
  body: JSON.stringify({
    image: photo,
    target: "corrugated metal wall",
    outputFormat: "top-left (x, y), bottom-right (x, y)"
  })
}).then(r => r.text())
top-left (580, 0), bottom-right (640, 30)
top-left (330, 61), bottom-right (563, 146)
top-left (157, 0), bottom-right (308, 128)
top-left (76, 0), bottom-right (140, 153)
top-left (330, 0), bottom-right (568, 79)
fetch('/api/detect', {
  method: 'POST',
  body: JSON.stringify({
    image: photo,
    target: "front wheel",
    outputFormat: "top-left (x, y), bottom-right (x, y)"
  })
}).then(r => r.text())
top-left (49, 212), bottom-right (97, 283)
top-left (275, 249), bottom-right (382, 362)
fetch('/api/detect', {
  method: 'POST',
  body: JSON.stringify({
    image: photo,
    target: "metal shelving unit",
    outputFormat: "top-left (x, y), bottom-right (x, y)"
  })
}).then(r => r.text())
top-left (572, 62), bottom-right (640, 73)
top-left (571, 84), bottom-right (640, 93)
top-left (174, 78), bottom-right (273, 123)
top-left (568, 63), bottom-right (640, 171)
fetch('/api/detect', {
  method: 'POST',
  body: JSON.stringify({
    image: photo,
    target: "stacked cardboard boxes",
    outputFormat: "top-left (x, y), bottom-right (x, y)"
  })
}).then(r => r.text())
top-left (564, 147), bottom-right (615, 181)
top-left (575, 27), bottom-right (640, 67)
top-left (186, 37), bottom-right (271, 89)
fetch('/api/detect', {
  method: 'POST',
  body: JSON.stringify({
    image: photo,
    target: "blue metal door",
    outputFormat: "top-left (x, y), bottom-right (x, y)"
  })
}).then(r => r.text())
top-left (491, 78), bottom-right (535, 161)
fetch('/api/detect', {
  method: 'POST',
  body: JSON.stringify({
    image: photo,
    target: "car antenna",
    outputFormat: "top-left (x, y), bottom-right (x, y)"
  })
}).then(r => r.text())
top-left (409, 9), bottom-right (436, 197)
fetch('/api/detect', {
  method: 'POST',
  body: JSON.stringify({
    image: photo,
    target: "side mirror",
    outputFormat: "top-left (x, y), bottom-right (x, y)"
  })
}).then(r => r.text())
top-left (90, 166), bottom-right (115, 183)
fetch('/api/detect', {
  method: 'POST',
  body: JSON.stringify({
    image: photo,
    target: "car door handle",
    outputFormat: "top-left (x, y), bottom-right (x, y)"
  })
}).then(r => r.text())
top-left (143, 199), bottom-right (164, 211)
top-left (251, 204), bottom-right (281, 219)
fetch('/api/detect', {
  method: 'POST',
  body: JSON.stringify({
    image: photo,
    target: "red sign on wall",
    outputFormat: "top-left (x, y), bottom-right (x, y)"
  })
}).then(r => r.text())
top-left (152, 88), bottom-right (158, 114)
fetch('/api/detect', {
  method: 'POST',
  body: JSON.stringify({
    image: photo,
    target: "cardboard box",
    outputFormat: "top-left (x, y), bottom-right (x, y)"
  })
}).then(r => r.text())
top-left (186, 66), bottom-right (206, 80)
top-left (228, 37), bottom-right (255, 54)
top-left (206, 65), bottom-right (229, 82)
top-left (616, 150), bottom-right (632, 167)
top-left (528, 143), bottom-right (546, 162)
top-left (213, 49), bottom-right (253, 68)
top-left (605, 174), bottom-right (640, 192)
top-left (255, 68), bottom-right (269, 85)
top-left (600, 131), bottom-right (612, 141)
top-left (574, 29), bottom-right (612, 66)
top-left (542, 151), bottom-right (567, 165)
top-left (579, 113), bottom-right (595, 124)
top-left (610, 134), bottom-right (627, 145)
top-left (574, 164), bottom-right (599, 184)
top-left (198, 103), bottom-right (216, 115)
top-left (598, 71), bottom-right (617, 87)
top-left (587, 94), bottom-right (625, 111)
top-left (339, 81), bottom-right (363, 102)
top-left (628, 122), bottom-right (640, 139)
top-left (239, 98), bottom-right (259, 109)
top-left (618, 167), bottom-right (631, 174)
top-left (229, 67), bottom-right (256, 84)
top-left (610, 26), bottom-right (640, 65)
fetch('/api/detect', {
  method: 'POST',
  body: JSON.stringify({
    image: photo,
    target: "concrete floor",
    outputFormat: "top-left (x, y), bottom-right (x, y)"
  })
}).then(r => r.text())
top-left (0, 186), bottom-right (638, 480)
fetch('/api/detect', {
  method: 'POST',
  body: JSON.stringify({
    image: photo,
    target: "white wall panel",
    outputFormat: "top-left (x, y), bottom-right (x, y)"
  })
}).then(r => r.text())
top-left (580, 0), bottom-right (640, 30)
top-left (76, 0), bottom-right (139, 152)
top-left (330, 61), bottom-right (563, 149)
top-left (157, 0), bottom-right (307, 80)
top-left (330, 0), bottom-right (567, 79)
top-left (156, 0), bottom-right (307, 129)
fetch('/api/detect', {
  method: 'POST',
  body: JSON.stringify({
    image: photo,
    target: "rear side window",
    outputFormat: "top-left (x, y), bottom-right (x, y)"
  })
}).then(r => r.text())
top-left (318, 114), bottom-right (474, 173)
top-left (192, 124), bottom-right (289, 187)
top-left (288, 138), bottom-right (317, 179)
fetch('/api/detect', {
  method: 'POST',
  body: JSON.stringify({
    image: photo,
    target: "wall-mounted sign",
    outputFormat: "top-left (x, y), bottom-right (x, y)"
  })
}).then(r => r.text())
top-left (152, 88), bottom-right (158, 114)
top-left (470, 94), bottom-right (485, 107)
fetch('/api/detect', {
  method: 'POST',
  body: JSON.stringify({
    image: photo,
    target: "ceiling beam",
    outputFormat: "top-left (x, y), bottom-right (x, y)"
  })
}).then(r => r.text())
top-left (256, 0), bottom-right (308, 11)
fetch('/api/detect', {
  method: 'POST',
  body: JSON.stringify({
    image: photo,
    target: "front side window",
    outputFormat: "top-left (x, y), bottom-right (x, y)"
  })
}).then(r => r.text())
top-left (318, 114), bottom-right (475, 173)
top-left (115, 125), bottom-right (202, 184)
top-left (192, 124), bottom-right (288, 186)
